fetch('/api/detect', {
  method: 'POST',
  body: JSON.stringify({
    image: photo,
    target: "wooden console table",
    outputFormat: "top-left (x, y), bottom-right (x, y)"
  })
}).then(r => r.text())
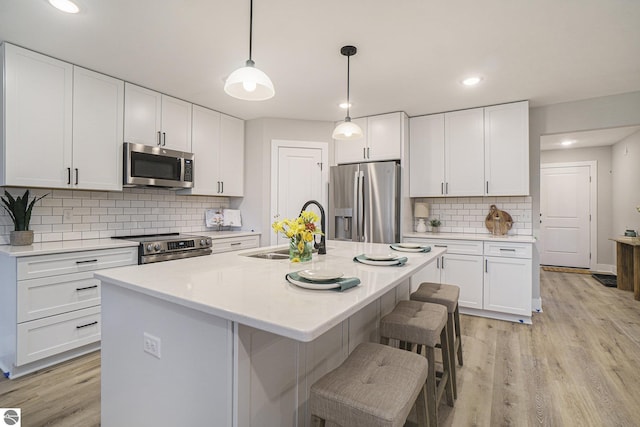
top-left (611, 237), bottom-right (640, 301)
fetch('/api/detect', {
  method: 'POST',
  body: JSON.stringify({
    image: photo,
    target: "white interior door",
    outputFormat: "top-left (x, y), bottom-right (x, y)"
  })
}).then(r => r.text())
top-left (271, 143), bottom-right (327, 245)
top-left (540, 164), bottom-right (591, 268)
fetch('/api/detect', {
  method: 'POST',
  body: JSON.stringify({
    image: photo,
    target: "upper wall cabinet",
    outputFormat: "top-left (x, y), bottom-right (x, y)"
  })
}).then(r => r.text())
top-left (124, 83), bottom-right (192, 152)
top-left (335, 112), bottom-right (406, 164)
top-left (180, 106), bottom-right (244, 197)
top-left (409, 101), bottom-right (529, 197)
top-left (1, 44), bottom-right (123, 190)
top-left (484, 101), bottom-right (529, 196)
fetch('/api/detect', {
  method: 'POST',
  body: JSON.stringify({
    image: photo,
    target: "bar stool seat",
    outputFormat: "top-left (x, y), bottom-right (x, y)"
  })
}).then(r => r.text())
top-left (380, 300), bottom-right (454, 426)
top-left (309, 342), bottom-right (429, 427)
top-left (411, 282), bottom-right (463, 399)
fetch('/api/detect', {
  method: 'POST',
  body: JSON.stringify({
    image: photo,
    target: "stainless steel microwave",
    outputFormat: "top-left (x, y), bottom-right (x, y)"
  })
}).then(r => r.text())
top-left (123, 142), bottom-right (194, 189)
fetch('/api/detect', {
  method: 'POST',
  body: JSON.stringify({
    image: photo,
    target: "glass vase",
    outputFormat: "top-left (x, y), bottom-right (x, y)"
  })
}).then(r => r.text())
top-left (289, 239), bottom-right (313, 262)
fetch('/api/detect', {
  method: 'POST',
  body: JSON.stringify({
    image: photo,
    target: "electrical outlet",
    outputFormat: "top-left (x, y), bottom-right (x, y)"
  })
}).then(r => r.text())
top-left (143, 332), bottom-right (161, 359)
top-left (63, 209), bottom-right (73, 222)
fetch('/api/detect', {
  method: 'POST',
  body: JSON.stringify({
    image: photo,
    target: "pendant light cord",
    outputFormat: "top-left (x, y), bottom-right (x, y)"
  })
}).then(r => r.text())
top-left (248, 0), bottom-right (253, 62)
top-left (346, 53), bottom-right (351, 118)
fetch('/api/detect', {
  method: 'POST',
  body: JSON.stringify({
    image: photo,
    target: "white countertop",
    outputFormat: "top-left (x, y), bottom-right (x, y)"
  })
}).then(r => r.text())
top-left (404, 231), bottom-right (536, 243)
top-left (95, 240), bottom-right (445, 342)
top-left (0, 238), bottom-right (139, 257)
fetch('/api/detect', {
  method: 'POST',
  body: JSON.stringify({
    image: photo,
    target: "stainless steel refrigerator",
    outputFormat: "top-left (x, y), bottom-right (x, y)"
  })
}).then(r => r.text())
top-left (329, 161), bottom-right (400, 243)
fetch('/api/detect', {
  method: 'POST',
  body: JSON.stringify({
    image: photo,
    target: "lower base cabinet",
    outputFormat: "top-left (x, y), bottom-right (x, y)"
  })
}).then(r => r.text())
top-left (406, 236), bottom-right (533, 323)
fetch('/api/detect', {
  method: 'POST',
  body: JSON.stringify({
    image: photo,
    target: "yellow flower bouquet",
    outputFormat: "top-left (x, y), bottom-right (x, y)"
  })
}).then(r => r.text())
top-left (272, 210), bottom-right (323, 262)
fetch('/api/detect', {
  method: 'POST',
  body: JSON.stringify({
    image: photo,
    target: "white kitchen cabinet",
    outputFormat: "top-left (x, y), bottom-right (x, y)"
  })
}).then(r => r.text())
top-left (124, 83), bottom-right (192, 152)
top-left (0, 246), bottom-right (137, 378)
top-left (406, 238), bottom-right (484, 309)
top-left (406, 236), bottom-right (533, 323)
top-left (181, 106), bottom-right (244, 196)
top-left (1, 43), bottom-right (73, 188)
top-left (410, 101), bottom-right (529, 197)
top-left (483, 241), bottom-right (532, 317)
top-left (72, 66), bottom-right (124, 191)
top-left (334, 112), bottom-right (405, 164)
top-left (484, 101), bottom-right (530, 195)
top-left (409, 114), bottom-right (445, 197)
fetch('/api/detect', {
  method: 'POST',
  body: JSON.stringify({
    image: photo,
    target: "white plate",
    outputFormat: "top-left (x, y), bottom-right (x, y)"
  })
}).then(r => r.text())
top-left (364, 253), bottom-right (399, 261)
top-left (287, 275), bottom-right (341, 290)
top-left (298, 269), bottom-right (344, 282)
top-left (391, 245), bottom-right (426, 253)
top-left (397, 243), bottom-right (422, 249)
top-left (356, 257), bottom-right (403, 266)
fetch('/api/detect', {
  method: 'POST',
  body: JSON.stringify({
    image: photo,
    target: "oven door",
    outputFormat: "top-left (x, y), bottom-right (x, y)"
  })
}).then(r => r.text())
top-left (123, 142), bottom-right (194, 189)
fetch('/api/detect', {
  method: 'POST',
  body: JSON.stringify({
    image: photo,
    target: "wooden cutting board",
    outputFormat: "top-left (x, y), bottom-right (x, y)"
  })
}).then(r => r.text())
top-left (485, 204), bottom-right (513, 235)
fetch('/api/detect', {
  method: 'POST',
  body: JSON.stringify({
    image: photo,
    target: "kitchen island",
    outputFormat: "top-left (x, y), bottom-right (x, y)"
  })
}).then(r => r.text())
top-left (95, 240), bottom-right (444, 427)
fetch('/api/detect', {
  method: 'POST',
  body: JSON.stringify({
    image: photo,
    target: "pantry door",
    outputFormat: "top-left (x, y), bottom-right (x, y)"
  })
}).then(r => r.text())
top-left (270, 141), bottom-right (328, 245)
top-left (540, 162), bottom-right (595, 268)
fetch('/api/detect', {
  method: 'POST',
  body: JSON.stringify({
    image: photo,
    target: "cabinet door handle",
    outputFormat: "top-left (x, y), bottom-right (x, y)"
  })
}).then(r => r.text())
top-left (157, 131), bottom-right (162, 146)
top-left (76, 285), bottom-right (98, 291)
top-left (76, 259), bottom-right (98, 264)
top-left (441, 182), bottom-right (444, 195)
top-left (230, 242), bottom-right (242, 246)
top-left (499, 248), bottom-right (517, 252)
top-left (75, 168), bottom-right (79, 185)
top-left (446, 182), bottom-right (449, 194)
top-left (363, 148), bottom-right (366, 159)
top-left (486, 181), bottom-right (489, 193)
top-left (76, 321), bottom-right (98, 329)
top-left (221, 181), bottom-right (224, 193)
top-left (485, 259), bottom-right (488, 273)
top-left (367, 147), bottom-right (370, 158)
top-left (162, 132), bottom-right (166, 146)
top-left (67, 167), bottom-right (71, 185)
top-left (441, 256), bottom-right (445, 269)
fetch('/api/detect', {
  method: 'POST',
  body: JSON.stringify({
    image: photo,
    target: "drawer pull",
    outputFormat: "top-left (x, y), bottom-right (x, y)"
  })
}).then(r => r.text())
top-left (76, 285), bottom-right (98, 291)
top-left (499, 248), bottom-right (517, 252)
top-left (76, 321), bottom-right (98, 329)
top-left (230, 242), bottom-right (242, 246)
top-left (76, 259), bottom-right (98, 264)
top-left (434, 244), bottom-right (447, 248)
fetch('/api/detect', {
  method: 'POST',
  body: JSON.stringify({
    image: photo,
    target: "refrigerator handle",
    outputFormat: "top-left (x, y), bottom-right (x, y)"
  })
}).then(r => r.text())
top-left (353, 171), bottom-right (360, 241)
top-left (360, 171), bottom-right (365, 241)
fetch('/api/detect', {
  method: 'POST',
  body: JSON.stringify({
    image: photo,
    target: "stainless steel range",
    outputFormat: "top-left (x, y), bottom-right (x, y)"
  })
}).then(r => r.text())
top-left (113, 233), bottom-right (212, 264)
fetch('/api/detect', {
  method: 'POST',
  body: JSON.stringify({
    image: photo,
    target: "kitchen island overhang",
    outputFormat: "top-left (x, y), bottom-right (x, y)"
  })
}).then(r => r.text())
top-left (95, 240), bottom-right (445, 427)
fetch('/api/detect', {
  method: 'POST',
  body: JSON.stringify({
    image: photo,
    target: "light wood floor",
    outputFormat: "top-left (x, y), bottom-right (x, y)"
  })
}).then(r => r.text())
top-left (1, 269), bottom-right (640, 427)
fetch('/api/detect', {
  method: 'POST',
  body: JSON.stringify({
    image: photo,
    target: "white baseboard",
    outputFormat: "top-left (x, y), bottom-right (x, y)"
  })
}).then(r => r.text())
top-left (594, 264), bottom-right (615, 275)
top-left (532, 298), bottom-right (543, 313)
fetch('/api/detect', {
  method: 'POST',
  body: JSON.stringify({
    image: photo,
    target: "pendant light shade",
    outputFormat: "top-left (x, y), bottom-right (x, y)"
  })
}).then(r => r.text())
top-left (333, 45), bottom-right (362, 140)
top-left (225, 0), bottom-right (275, 101)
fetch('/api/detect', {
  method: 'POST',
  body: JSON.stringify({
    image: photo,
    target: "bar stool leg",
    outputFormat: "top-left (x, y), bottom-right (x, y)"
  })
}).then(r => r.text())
top-left (445, 313), bottom-right (457, 399)
top-left (454, 305), bottom-right (463, 366)
top-left (426, 346), bottom-right (437, 425)
top-left (415, 384), bottom-right (430, 427)
top-left (440, 326), bottom-right (455, 407)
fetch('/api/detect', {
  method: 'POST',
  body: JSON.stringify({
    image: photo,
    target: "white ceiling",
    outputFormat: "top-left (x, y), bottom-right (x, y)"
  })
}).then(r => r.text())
top-left (540, 126), bottom-right (640, 151)
top-left (1, 0), bottom-right (639, 122)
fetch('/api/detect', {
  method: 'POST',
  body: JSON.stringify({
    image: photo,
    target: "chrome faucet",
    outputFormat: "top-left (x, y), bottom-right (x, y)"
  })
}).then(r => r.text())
top-left (300, 200), bottom-right (326, 255)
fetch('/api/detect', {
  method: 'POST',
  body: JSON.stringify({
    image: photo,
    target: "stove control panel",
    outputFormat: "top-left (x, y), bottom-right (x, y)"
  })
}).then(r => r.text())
top-left (141, 236), bottom-right (212, 255)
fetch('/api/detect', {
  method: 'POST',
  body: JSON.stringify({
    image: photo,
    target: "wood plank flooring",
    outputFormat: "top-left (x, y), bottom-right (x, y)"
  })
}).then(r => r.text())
top-left (1, 269), bottom-right (640, 427)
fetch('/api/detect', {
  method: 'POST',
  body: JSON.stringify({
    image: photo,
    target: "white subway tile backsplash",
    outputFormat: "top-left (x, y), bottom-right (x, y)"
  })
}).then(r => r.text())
top-left (0, 187), bottom-right (231, 245)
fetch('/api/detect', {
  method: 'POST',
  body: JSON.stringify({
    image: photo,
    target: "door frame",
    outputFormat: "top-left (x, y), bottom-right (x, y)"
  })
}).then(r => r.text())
top-left (270, 139), bottom-right (329, 246)
top-left (540, 161), bottom-right (598, 270)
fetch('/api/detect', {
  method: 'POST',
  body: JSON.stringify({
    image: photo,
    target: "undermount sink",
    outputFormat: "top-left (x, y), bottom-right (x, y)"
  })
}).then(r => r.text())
top-left (244, 247), bottom-right (290, 260)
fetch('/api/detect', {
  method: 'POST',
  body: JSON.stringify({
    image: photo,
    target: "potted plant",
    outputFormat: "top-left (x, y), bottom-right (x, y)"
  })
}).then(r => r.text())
top-left (429, 218), bottom-right (442, 233)
top-left (1, 189), bottom-right (47, 246)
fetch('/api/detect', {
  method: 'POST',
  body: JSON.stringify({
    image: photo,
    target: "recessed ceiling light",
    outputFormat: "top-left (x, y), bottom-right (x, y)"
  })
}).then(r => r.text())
top-left (561, 140), bottom-right (575, 146)
top-left (339, 102), bottom-right (351, 109)
top-left (48, 0), bottom-right (80, 14)
top-left (462, 76), bottom-right (482, 86)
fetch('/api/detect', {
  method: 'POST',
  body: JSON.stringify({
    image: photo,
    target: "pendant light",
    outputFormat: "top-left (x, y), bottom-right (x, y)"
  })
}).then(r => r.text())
top-left (332, 45), bottom-right (363, 140)
top-left (224, 0), bottom-right (275, 101)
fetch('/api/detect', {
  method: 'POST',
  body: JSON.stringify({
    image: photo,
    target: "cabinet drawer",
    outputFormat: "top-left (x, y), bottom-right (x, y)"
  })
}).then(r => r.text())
top-left (211, 236), bottom-right (260, 254)
top-left (17, 247), bottom-right (138, 280)
top-left (16, 306), bottom-right (101, 366)
top-left (484, 242), bottom-right (532, 258)
top-left (18, 272), bottom-right (100, 323)
top-left (404, 238), bottom-right (483, 255)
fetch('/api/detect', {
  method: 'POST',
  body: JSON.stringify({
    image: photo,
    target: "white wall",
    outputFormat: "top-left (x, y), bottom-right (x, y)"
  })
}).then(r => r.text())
top-left (612, 130), bottom-right (640, 236)
top-left (530, 90), bottom-right (640, 299)
top-left (540, 146), bottom-right (614, 266)
top-left (239, 118), bottom-right (334, 246)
